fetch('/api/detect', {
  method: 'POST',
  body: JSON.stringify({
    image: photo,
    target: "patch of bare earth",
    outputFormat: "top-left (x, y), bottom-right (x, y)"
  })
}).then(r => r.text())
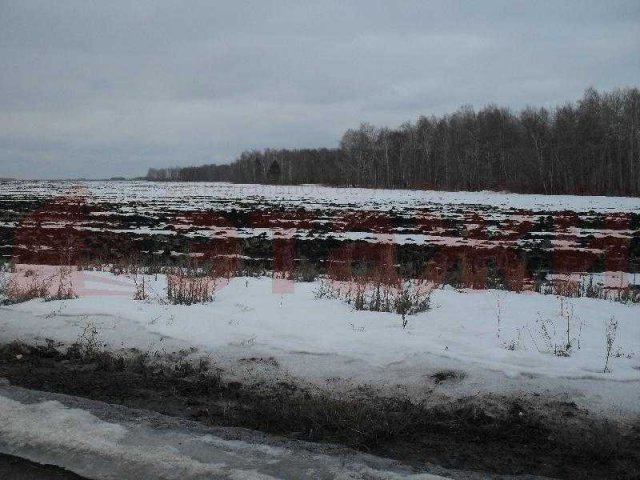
top-left (0, 342), bottom-right (638, 479)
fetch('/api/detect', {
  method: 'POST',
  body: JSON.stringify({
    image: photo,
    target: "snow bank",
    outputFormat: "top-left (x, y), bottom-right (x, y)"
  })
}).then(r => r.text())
top-left (1, 272), bottom-right (639, 416)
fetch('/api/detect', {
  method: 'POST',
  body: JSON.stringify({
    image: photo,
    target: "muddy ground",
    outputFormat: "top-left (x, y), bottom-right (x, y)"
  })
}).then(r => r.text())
top-left (0, 342), bottom-right (638, 480)
top-left (0, 453), bottom-right (89, 480)
top-left (1, 195), bottom-right (639, 280)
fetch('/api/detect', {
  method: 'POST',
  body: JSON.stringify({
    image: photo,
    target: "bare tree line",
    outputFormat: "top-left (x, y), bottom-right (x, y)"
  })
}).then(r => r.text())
top-left (147, 87), bottom-right (640, 196)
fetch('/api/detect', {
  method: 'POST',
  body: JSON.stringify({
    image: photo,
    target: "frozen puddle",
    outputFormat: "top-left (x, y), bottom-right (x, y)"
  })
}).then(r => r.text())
top-left (0, 385), bottom-right (460, 480)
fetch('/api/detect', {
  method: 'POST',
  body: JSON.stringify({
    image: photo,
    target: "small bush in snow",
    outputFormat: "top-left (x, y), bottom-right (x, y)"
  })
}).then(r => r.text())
top-left (603, 316), bottom-right (618, 373)
top-left (0, 264), bottom-right (77, 305)
top-left (316, 269), bottom-right (434, 327)
top-left (394, 280), bottom-right (431, 328)
top-left (2, 269), bottom-right (50, 304)
top-left (503, 327), bottom-right (525, 351)
top-left (528, 298), bottom-right (582, 357)
top-left (0, 265), bottom-right (8, 303)
top-left (314, 279), bottom-right (339, 300)
top-left (167, 266), bottom-right (214, 305)
top-left (133, 273), bottom-right (148, 301)
top-left (536, 275), bottom-right (640, 305)
top-left (67, 320), bottom-right (103, 360)
top-left (293, 257), bottom-right (319, 282)
top-left (49, 265), bottom-right (76, 301)
top-left (165, 252), bottom-right (239, 305)
top-left (614, 286), bottom-right (640, 304)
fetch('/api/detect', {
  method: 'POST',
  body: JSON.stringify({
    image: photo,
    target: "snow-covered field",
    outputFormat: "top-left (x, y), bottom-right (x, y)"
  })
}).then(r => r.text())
top-left (1, 180), bottom-right (638, 254)
top-left (2, 180), bottom-right (640, 213)
top-left (1, 181), bottom-right (639, 478)
top-left (1, 180), bottom-right (639, 419)
top-left (1, 270), bottom-right (639, 418)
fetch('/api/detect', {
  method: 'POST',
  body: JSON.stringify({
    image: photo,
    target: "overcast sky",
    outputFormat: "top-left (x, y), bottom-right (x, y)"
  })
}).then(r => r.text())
top-left (0, 0), bottom-right (638, 179)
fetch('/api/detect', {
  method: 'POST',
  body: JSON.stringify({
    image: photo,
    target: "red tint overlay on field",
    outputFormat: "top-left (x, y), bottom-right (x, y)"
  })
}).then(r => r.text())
top-left (6, 186), bottom-right (635, 298)
top-left (9, 186), bottom-right (132, 298)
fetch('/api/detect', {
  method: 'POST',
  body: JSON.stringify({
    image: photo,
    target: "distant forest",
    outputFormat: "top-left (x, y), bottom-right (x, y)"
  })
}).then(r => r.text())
top-left (147, 87), bottom-right (640, 196)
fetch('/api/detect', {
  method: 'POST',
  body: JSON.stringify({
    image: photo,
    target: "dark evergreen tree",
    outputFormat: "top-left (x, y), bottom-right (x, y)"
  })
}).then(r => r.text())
top-left (267, 160), bottom-right (281, 184)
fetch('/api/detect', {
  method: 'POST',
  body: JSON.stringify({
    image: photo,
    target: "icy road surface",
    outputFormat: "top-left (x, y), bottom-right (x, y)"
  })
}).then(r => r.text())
top-left (0, 384), bottom-right (556, 480)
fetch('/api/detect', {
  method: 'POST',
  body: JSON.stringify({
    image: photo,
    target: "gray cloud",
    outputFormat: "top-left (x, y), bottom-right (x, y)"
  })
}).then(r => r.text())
top-left (0, 0), bottom-right (638, 179)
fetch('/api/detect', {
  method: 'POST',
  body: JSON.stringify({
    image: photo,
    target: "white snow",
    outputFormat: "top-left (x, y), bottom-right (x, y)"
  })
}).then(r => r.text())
top-left (1, 179), bottom-right (639, 419)
top-left (4, 181), bottom-right (637, 256)
top-left (0, 392), bottom-right (446, 480)
top-left (2, 179), bottom-right (640, 213)
top-left (1, 270), bottom-right (639, 417)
